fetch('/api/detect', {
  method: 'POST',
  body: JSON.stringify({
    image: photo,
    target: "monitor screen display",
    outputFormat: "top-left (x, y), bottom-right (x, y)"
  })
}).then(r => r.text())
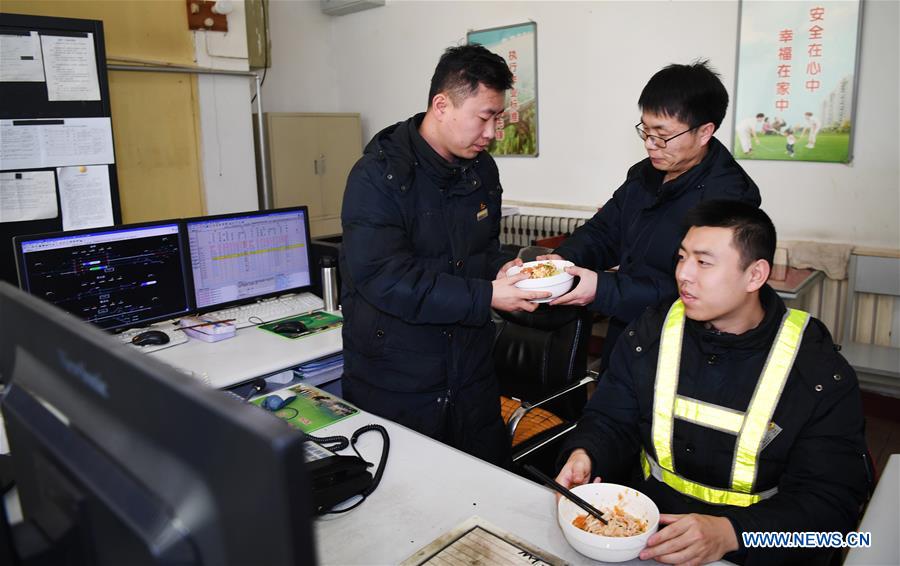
top-left (0, 282), bottom-right (316, 564)
top-left (14, 223), bottom-right (193, 331)
top-left (185, 207), bottom-right (313, 310)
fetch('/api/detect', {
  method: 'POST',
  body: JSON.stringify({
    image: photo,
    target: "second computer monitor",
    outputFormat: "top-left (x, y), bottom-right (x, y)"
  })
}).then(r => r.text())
top-left (13, 221), bottom-right (193, 331)
top-left (185, 207), bottom-right (314, 310)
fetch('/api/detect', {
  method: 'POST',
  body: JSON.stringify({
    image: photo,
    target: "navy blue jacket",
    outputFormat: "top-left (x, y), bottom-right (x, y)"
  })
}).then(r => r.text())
top-left (559, 286), bottom-right (870, 565)
top-left (554, 137), bottom-right (761, 366)
top-left (339, 114), bottom-right (511, 465)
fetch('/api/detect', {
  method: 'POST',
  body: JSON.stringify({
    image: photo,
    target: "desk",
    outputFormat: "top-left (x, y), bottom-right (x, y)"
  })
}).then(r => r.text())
top-left (150, 321), bottom-right (342, 389)
top-left (313, 411), bottom-right (729, 566)
top-left (768, 267), bottom-right (824, 301)
top-left (845, 453), bottom-right (899, 565)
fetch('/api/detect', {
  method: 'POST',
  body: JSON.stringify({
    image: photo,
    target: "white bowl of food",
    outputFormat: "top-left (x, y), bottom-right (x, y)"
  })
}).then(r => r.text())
top-left (557, 483), bottom-right (659, 562)
top-left (506, 259), bottom-right (575, 303)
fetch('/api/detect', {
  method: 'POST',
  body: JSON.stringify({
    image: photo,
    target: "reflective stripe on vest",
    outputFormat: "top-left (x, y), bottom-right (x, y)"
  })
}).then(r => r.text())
top-left (646, 299), bottom-right (810, 506)
top-left (641, 449), bottom-right (779, 507)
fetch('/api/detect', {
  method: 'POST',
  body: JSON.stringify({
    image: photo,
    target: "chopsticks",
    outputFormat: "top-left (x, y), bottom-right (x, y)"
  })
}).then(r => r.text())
top-left (524, 464), bottom-right (608, 525)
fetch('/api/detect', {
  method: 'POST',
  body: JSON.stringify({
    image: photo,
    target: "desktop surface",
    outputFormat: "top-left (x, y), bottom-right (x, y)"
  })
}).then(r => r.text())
top-left (311, 410), bottom-right (713, 566)
top-left (150, 311), bottom-right (342, 389)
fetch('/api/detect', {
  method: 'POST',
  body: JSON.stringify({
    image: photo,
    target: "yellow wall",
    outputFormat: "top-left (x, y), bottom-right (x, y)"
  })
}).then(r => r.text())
top-left (2, 0), bottom-right (205, 222)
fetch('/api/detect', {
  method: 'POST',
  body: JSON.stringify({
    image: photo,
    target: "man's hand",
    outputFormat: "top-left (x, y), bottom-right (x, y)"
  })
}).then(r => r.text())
top-left (550, 266), bottom-right (598, 307)
top-left (491, 274), bottom-right (549, 312)
top-left (496, 258), bottom-right (523, 279)
top-left (554, 449), bottom-right (601, 500)
top-left (639, 514), bottom-right (738, 566)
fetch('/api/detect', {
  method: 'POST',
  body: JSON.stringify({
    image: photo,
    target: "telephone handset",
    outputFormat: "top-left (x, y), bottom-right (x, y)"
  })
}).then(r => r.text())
top-left (302, 424), bottom-right (389, 515)
top-left (306, 453), bottom-right (374, 515)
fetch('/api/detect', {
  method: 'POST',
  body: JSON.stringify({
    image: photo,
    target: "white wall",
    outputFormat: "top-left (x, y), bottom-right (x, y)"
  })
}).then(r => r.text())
top-left (264, 0), bottom-right (900, 249)
top-left (193, 2), bottom-right (260, 215)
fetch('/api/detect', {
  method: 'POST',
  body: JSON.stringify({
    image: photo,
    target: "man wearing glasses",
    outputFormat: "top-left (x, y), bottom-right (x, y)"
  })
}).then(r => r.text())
top-left (517, 60), bottom-right (761, 370)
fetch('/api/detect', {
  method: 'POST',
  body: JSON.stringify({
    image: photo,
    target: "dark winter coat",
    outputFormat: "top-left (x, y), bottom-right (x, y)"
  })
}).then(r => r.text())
top-left (339, 113), bottom-right (511, 465)
top-left (554, 137), bottom-right (761, 367)
top-left (558, 286), bottom-right (870, 565)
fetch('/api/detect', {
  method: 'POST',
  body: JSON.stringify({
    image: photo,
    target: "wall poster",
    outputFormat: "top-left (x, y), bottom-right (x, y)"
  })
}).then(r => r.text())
top-left (733, 1), bottom-right (862, 163)
top-left (468, 22), bottom-right (538, 157)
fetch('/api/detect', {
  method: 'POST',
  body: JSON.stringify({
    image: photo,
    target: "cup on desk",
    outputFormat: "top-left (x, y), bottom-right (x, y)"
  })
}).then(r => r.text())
top-left (771, 247), bottom-right (788, 281)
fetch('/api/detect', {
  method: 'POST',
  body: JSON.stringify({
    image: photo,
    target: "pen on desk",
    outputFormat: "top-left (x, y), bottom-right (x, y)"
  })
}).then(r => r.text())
top-left (175, 319), bottom-right (236, 331)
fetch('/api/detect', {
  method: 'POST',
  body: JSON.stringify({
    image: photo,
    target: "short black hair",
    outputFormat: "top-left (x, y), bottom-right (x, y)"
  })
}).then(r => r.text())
top-left (683, 200), bottom-right (776, 270)
top-left (427, 44), bottom-right (513, 107)
top-left (638, 60), bottom-right (729, 131)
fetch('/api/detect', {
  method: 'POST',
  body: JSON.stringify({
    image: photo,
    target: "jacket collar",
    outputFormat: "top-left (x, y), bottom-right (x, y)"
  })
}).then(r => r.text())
top-left (365, 113), bottom-right (481, 196)
top-left (634, 137), bottom-right (752, 203)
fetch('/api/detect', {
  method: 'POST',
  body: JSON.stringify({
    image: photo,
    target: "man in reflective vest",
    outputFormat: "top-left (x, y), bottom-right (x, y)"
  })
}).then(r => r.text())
top-left (556, 201), bottom-right (869, 565)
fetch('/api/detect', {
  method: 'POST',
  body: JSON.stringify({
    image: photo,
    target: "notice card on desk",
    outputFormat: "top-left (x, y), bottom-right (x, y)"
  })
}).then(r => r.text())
top-left (401, 516), bottom-right (565, 566)
top-left (251, 383), bottom-right (357, 433)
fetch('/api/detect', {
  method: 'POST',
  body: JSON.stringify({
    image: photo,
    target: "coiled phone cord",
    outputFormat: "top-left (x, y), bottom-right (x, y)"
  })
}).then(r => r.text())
top-left (321, 423), bottom-right (390, 514)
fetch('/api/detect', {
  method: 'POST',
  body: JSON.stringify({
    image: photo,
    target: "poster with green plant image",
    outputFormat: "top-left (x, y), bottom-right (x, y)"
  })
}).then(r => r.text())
top-left (468, 22), bottom-right (538, 157)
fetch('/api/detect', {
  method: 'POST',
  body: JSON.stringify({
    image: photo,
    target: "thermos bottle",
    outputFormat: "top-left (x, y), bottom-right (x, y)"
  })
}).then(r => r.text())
top-left (320, 256), bottom-right (339, 312)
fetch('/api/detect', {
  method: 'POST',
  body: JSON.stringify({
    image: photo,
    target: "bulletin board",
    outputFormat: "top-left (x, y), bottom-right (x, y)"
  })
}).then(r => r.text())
top-left (0, 12), bottom-right (121, 285)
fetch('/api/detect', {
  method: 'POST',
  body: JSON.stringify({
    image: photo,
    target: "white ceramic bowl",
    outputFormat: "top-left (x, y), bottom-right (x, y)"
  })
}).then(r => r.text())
top-left (557, 483), bottom-right (659, 563)
top-left (506, 259), bottom-right (575, 303)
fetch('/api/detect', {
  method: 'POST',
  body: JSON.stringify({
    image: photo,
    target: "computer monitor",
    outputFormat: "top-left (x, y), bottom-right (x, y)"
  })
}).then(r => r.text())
top-left (0, 282), bottom-right (316, 564)
top-left (12, 222), bottom-right (193, 331)
top-left (184, 207), bottom-right (314, 311)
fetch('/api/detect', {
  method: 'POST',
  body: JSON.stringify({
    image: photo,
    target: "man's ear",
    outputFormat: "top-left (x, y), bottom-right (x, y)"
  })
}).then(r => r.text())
top-left (698, 122), bottom-right (716, 146)
top-left (746, 259), bottom-right (770, 292)
top-left (431, 93), bottom-right (449, 121)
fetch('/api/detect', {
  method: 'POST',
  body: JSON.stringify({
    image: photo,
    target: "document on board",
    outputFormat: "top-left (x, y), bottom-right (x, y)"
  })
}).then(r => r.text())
top-left (401, 516), bottom-right (565, 566)
top-left (57, 165), bottom-right (113, 231)
top-left (0, 31), bottom-right (45, 82)
top-left (0, 171), bottom-right (57, 223)
top-left (0, 117), bottom-right (115, 170)
top-left (40, 33), bottom-right (100, 101)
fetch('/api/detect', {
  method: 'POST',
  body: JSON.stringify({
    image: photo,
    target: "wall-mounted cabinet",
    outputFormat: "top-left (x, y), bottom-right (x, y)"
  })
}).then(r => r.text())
top-left (256, 112), bottom-right (361, 237)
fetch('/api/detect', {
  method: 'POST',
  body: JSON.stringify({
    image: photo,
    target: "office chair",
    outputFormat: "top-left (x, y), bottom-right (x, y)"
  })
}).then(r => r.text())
top-left (493, 305), bottom-right (597, 473)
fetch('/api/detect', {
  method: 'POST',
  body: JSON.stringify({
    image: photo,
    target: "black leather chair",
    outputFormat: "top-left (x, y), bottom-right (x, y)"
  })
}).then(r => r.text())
top-left (493, 304), bottom-right (596, 473)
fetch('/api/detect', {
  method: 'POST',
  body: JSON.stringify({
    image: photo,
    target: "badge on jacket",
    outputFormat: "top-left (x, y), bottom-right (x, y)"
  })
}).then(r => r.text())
top-left (476, 202), bottom-right (488, 221)
top-left (759, 421), bottom-right (782, 451)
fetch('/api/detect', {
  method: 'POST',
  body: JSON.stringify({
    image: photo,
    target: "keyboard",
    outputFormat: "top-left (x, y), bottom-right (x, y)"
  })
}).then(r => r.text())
top-left (304, 441), bottom-right (337, 462)
top-left (202, 292), bottom-right (325, 329)
top-left (117, 325), bottom-right (188, 354)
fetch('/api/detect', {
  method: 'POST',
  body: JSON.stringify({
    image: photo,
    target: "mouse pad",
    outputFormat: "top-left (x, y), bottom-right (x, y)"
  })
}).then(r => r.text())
top-left (259, 311), bottom-right (343, 339)
top-left (250, 383), bottom-right (358, 433)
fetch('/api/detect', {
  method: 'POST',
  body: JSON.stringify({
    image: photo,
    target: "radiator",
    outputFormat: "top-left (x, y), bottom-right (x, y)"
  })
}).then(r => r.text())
top-left (714, 275), bottom-right (899, 347)
top-left (500, 214), bottom-right (587, 247)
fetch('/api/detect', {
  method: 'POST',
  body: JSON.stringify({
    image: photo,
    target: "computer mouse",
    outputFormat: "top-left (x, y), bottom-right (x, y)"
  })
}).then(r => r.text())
top-left (263, 391), bottom-right (297, 411)
top-left (131, 330), bottom-right (170, 346)
top-left (272, 321), bottom-right (307, 334)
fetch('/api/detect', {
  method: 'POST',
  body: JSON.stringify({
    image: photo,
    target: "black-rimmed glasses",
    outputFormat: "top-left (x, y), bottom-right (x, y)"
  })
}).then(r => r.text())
top-left (635, 123), bottom-right (698, 148)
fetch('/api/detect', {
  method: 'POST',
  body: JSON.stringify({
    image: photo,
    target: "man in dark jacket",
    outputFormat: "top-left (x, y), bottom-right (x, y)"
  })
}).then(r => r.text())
top-left (340, 45), bottom-right (547, 467)
top-left (518, 61), bottom-right (761, 370)
top-left (556, 201), bottom-right (870, 565)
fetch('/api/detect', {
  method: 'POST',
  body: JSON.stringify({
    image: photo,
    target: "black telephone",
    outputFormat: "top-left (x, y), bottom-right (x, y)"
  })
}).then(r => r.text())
top-left (307, 454), bottom-right (374, 515)
top-left (302, 424), bottom-right (389, 515)
top-left (235, 382), bottom-right (390, 515)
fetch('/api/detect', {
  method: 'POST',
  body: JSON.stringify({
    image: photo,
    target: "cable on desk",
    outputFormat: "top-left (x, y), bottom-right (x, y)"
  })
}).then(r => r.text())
top-left (301, 431), bottom-right (349, 452)
top-left (321, 424), bottom-right (390, 514)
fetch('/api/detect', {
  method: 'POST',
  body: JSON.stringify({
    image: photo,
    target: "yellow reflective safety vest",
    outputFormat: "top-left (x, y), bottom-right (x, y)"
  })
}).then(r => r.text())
top-left (641, 299), bottom-right (810, 507)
